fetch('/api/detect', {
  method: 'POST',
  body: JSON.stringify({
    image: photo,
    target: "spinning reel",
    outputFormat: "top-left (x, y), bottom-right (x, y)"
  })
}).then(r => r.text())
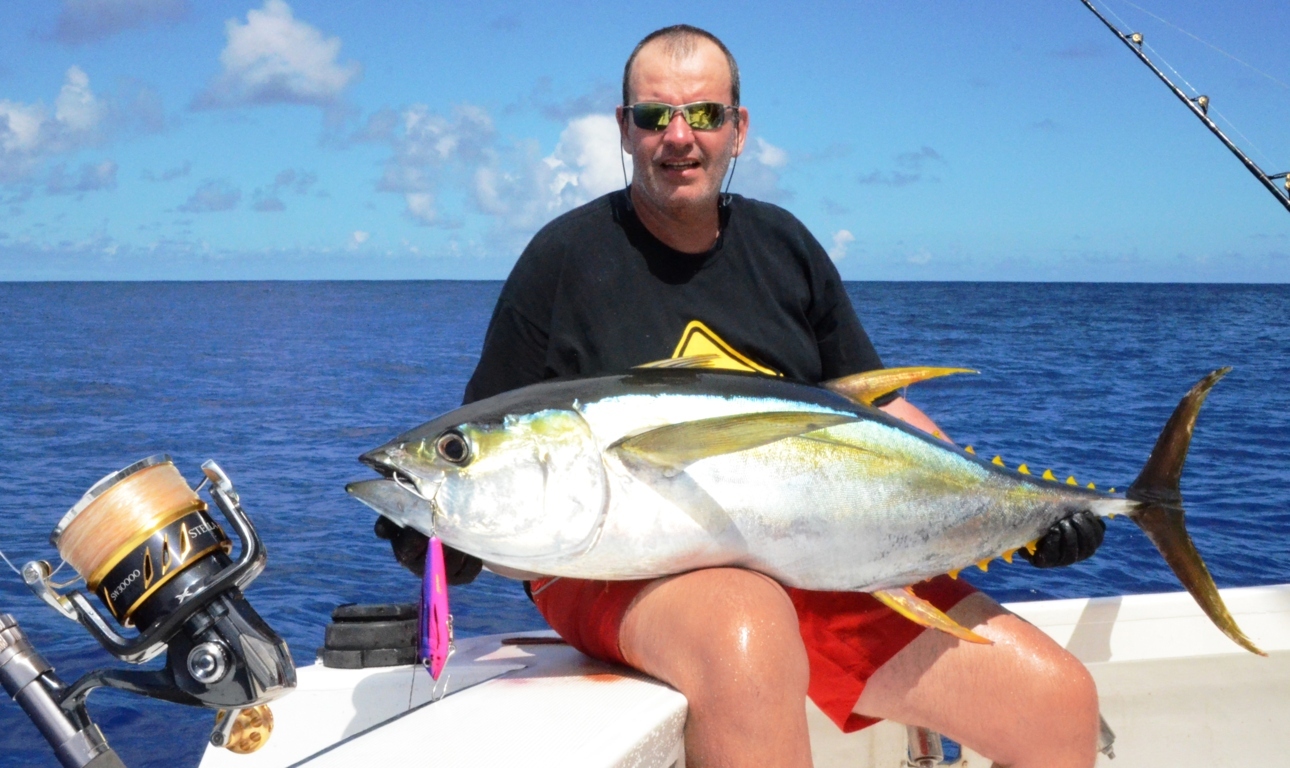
top-left (1, 456), bottom-right (295, 768)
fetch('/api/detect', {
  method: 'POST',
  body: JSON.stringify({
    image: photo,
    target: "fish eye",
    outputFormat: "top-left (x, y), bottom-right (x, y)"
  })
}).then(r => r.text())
top-left (435, 431), bottom-right (471, 465)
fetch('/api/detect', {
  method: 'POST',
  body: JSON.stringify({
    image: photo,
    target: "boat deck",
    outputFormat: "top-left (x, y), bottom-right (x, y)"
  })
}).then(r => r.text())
top-left (200, 584), bottom-right (1290, 767)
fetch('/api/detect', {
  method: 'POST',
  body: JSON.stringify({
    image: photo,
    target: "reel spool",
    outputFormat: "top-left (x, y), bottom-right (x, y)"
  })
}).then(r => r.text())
top-left (6, 456), bottom-right (296, 768)
top-left (53, 456), bottom-right (233, 631)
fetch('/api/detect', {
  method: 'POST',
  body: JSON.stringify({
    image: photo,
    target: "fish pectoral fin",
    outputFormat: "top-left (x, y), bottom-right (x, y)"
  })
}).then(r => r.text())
top-left (610, 411), bottom-right (857, 473)
top-left (633, 355), bottom-right (725, 370)
top-left (822, 367), bottom-right (977, 406)
top-left (871, 587), bottom-right (992, 645)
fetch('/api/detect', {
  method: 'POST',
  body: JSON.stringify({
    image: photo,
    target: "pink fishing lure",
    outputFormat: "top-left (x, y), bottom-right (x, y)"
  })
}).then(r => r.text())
top-left (420, 535), bottom-right (452, 680)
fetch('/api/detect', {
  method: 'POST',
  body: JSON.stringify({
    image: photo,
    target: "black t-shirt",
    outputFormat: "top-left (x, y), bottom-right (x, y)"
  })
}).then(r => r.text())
top-left (464, 189), bottom-right (883, 404)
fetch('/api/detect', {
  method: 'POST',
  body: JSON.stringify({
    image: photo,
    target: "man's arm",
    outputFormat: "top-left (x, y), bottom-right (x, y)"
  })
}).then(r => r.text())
top-left (879, 396), bottom-right (951, 443)
top-left (878, 395), bottom-right (1104, 568)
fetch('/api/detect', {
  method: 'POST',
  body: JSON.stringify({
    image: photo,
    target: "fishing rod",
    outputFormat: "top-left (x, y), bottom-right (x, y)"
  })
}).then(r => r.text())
top-left (1078, 0), bottom-right (1290, 214)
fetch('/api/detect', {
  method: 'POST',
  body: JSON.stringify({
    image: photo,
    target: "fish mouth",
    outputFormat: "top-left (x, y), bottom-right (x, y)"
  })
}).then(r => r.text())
top-left (351, 442), bottom-right (443, 534)
top-left (346, 477), bottom-right (435, 535)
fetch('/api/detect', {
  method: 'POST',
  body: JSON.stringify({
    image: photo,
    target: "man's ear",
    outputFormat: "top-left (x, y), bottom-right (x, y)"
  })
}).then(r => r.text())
top-left (731, 106), bottom-right (750, 157)
top-left (616, 105), bottom-right (631, 152)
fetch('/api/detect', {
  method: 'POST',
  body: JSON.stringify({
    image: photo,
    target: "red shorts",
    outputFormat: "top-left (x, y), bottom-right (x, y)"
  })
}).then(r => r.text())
top-left (531, 573), bottom-right (976, 732)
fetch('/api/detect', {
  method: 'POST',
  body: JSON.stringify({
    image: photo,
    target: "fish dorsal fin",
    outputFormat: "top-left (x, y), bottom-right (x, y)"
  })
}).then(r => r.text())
top-left (633, 355), bottom-right (724, 370)
top-left (871, 587), bottom-right (991, 645)
top-left (822, 366), bottom-right (977, 406)
top-left (611, 411), bottom-right (856, 474)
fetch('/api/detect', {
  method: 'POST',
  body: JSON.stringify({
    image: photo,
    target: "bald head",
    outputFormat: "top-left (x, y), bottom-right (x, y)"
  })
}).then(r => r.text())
top-left (622, 25), bottom-right (740, 106)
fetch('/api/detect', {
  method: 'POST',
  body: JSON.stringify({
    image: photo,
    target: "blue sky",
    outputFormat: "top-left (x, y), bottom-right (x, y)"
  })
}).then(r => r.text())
top-left (2, 0), bottom-right (1289, 280)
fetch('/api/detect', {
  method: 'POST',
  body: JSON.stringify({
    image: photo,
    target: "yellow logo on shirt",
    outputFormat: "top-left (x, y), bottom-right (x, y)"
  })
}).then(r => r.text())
top-left (671, 321), bottom-right (780, 376)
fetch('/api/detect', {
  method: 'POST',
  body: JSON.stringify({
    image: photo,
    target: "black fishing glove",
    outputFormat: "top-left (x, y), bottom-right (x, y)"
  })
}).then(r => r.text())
top-left (373, 517), bottom-right (483, 585)
top-left (1018, 510), bottom-right (1106, 568)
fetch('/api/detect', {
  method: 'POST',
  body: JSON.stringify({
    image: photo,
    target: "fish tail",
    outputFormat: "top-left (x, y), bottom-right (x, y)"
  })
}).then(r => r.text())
top-left (1124, 367), bottom-right (1265, 656)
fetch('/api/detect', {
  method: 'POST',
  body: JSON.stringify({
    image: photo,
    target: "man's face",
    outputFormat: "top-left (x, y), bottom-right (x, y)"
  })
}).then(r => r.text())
top-left (617, 39), bottom-right (749, 218)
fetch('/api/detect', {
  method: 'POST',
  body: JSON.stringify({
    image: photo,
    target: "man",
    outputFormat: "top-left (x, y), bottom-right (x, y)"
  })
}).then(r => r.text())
top-left (378, 25), bottom-right (1106, 767)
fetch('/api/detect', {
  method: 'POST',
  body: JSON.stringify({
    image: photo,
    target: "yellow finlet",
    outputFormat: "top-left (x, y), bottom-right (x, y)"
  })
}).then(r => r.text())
top-left (1002, 548), bottom-right (1017, 564)
top-left (1109, 487), bottom-right (1117, 493)
top-left (1017, 463), bottom-right (1031, 475)
top-left (822, 366), bottom-right (977, 406)
top-left (1066, 475), bottom-right (1078, 485)
top-left (964, 445), bottom-right (975, 455)
top-left (976, 558), bottom-right (991, 572)
top-left (1041, 468), bottom-right (1056, 481)
top-left (1024, 539), bottom-right (1038, 555)
top-left (947, 568), bottom-right (961, 580)
top-left (1108, 513), bottom-right (1117, 520)
top-left (991, 455), bottom-right (1004, 466)
top-left (871, 587), bottom-right (991, 645)
top-left (1086, 482), bottom-right (1096, 489)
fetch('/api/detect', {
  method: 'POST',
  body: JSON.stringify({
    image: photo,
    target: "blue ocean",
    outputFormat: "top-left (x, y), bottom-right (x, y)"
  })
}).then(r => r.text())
top-left (2, 281), bottom-right (1288, 767)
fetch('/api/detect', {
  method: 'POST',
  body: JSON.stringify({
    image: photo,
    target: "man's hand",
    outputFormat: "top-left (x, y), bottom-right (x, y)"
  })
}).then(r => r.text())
top-left (1018, 510), bottom-right (1106, 568)
top-left (373, 517), bottom-right (483, 584)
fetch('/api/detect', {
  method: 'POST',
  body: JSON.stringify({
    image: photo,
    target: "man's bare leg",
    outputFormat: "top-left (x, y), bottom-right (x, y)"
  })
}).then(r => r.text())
top-left (618, 568), bottom-right (813, 768)
top-left (855, 592), bottom-right (1101, 768)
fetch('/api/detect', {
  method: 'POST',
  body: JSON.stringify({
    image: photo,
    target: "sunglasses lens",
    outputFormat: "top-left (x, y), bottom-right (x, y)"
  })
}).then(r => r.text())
top-left (683, 103), bottom-right (725, 130)
top-left (630, 103), bottom-right (730, 131)
top-left (632, 103), bottom-right (673, 130)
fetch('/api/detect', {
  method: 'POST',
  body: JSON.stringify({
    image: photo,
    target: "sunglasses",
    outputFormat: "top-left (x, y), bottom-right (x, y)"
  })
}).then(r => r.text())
top-left (628, 101), bottom-right (736, 131)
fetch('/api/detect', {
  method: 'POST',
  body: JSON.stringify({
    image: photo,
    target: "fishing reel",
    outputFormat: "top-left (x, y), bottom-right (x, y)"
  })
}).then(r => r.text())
top-left (1, 456), bottom-right (295, 768)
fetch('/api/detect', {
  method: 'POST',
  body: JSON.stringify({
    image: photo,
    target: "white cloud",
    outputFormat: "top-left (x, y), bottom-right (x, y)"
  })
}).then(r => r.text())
top-left (46, 160), bottom-right (117, 194)
top-left (726, 133), bottom-right (791, 203)
top-left (363, 104), bottom-right (493, 225)
top-left (549, 114), bottom-right (630, 202)
top-left (755, 137), bottom-right (788, 168)
top-left (194, 0), bottom-right (360, 110)
top-left (859, 145), bottom-right (945, 187)
top-left (405, 192), bottom-right (437, 224)
top-left (55, 66), bottom-right (106, 132)
top-left (142, 160), bottom-right (190, 182)
top-left (178, 179), bottom-right (241, 212)
top-left (50, 0), bottom-right (187, 45)
top-left (0, 67), bottom-right (108, 183)
top-left (470, 113), bottom-right (633, 234)
top-left (348, 230), bottom-right (370, 248)
top-left (0, 102), bottom-right (46, 155)
top-left (364, 102), bottom-right (629, 236)
top-left (828, 229), bottom-right (855, 262)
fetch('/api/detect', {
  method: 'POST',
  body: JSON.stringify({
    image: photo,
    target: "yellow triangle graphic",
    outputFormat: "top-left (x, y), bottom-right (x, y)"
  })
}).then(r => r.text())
top-left (671, 321), bottom-right (779, 376)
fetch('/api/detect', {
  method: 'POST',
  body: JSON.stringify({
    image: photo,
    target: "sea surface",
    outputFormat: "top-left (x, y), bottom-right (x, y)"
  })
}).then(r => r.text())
top-left (1, 281), bottom-right (1288, 767)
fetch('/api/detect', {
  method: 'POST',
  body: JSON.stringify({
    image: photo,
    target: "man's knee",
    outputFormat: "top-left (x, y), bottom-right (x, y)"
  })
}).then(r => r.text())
top-left (621, 568), bottom-right (809, 701)
top-left (1028, 649), bottom-right (1100, 738)
top-left (993, 620), bottom-right (1101, 758)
